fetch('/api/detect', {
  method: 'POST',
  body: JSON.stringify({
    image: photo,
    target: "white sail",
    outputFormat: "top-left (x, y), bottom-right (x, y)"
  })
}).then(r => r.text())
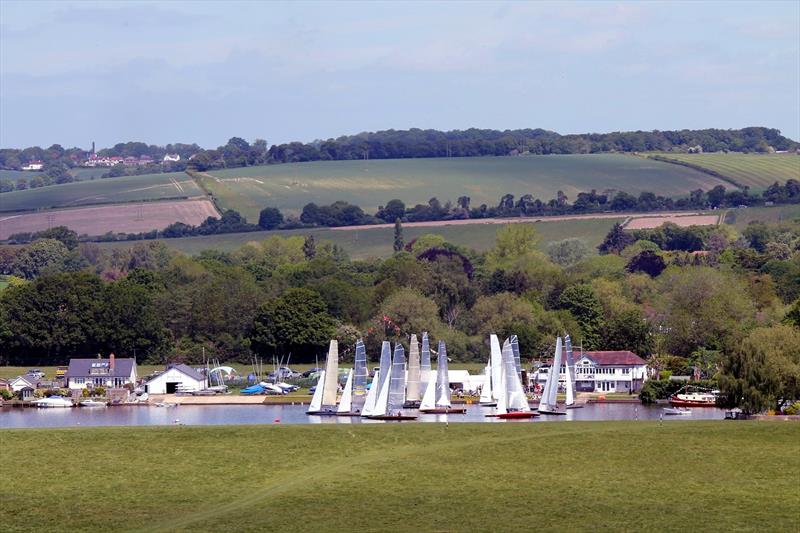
top-left (419, 371), bottom-right (437, 411)
top-left (435, 341), bottom-right (451, 407)
top-left (322, 340), bottom-right (339, 407)
top-left (540, 337), bottom-right (563, 412)
top-left (479, 363), bottom-right (493, 403)
top-left (564, 335), bottom-right (575, 407)
top-left (371, 362), bottom-right (393, 417)
top-left (361, 370), bottom-right (380, 417)
top-left (378, 341), bottom-right (392, 393)
top-left (420, 332), bottom-right (432, 384)
top-left (406, 334), bottom-right (421, 401)
top-left (337, 369), bottom-right (354, 414)
top-left (490, 335), bottom-right (503, 401)
top-left (496, 360), bottom-right (508, 415)
top-left (503, 341), bottom-right (530, 412)
top-left (387, 343), bottom-right (406, 413)
top-left (353, 339), bottom-right (368, 398)
top-left (510, 334), bottom-right (523, 384)
top-left (308, 370), bottom-right (326, 412)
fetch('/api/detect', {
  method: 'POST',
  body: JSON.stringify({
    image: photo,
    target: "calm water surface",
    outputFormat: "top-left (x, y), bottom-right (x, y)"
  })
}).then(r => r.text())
top-left (1, 403), bottom-right (725, 429)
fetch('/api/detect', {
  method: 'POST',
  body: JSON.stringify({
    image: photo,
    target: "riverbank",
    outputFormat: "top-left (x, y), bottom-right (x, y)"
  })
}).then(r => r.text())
top-left (1, 421), bottom-right (797, 531)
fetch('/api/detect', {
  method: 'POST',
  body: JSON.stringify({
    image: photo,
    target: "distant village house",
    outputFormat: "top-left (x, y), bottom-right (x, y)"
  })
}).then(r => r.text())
top-left (66, 354), bottom-right (138, 390)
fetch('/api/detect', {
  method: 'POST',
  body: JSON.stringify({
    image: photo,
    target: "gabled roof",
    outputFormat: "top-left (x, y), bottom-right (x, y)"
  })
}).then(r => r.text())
top-left (577, 351), bottom-right (646, 366)
top-left (67, 358), bottom-right (136, 378)
top-left (11, 375), bottom-right (38, 387)
top-left (145, 364), bottom-right (205, 384)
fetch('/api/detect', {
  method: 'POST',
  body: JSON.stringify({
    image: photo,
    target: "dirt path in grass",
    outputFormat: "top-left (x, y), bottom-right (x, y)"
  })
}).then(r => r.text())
top-left (329, 211), bottom-right (710, 231)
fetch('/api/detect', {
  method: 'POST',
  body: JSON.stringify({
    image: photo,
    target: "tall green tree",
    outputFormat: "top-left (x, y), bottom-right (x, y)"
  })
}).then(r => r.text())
top-left (393, 218), bottom-right (404, 252)
top-left (557, 284), bottom-right (604, 349)
top-left (249, 288), bottom-right (336, 361)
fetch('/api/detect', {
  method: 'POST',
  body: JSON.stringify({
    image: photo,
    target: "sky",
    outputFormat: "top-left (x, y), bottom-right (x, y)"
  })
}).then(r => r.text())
top-left (1, 0), bottom-right (798, 149)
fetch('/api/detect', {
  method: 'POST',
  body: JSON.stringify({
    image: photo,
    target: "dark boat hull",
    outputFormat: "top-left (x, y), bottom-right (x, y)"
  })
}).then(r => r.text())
top-left (367, 415), bottom-right (418, 421)
top-left (538, 409), bottom-right (567, 415)
top-left (306, 410), bottom-right (338, 416)
top-left (335, 412), bottom-right (362, 417)
top-left (419, 407), bottom-right (466, 414)
top-left (479, 402), bottom-right (497, 407)
top-left (669, 398), bottom-right (716, 407)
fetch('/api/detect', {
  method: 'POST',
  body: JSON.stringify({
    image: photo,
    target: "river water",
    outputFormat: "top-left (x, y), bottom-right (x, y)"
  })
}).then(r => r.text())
top-left (0, 403), bottom-right (725, 429)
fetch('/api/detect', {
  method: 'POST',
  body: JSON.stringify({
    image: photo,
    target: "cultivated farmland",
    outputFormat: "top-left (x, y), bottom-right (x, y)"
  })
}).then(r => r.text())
top-left (98, 216), bottom-right (623, 258)
top-left (205, 154), bottom-right (729, 221)
top-left (649, 152), bottom-right (799, 189)
top-left (0, 172), bottom-right (201, 212)
top-left (0, 199), bottom-right (218, 239)
top-left (624, 214), bottom-right (720, 230)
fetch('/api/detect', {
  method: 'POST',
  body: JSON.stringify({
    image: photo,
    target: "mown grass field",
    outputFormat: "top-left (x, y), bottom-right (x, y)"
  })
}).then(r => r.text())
top-left (0, 172), bottom-right (201, 212)
top-left (649, 152), bottom-right (799, 190)
top-left (0, 422), bottom-right (797, 532)
top-left (205, 155), bottom-right (726, 221)
top-left (96, 217), bottom-right (622, 258)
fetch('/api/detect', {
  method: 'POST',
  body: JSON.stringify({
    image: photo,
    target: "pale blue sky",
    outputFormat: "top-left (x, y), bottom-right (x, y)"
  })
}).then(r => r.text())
top-left (1, 0), bottom-right (798, 149)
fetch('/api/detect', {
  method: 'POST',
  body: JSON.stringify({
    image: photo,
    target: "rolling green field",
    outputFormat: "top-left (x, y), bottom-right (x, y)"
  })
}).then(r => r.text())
top-left (724, 204), bottom-right (800, 228)
top-left (650, 153), bottom-right (799, 189)
top-left (0, 169), bottom-right (35, 182)
top-left (1, 167), bottom-right (114, 183)
top-left (205, 155), bottom-right (727, 221)
top-left (1, 422), bottom-right (797, 532)
top-left (0, 172), bottom-right (202, 212)
top-left (97, 217), bottom-right (623, 258)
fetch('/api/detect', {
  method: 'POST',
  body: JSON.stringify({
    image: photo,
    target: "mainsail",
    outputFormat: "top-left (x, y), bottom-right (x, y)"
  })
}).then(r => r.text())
top-left (353, 339), bottom-right (368, 399)
top-left (419, 371), bottom-right (437, 411)
top-left (337, 369), bottom-right (354, 414)
top-left (361, 370), bottom-right (380, 417)
top-left (479, 362), bottom-right (493, 404)
top-left (510, 334), bottom-right (523, 385)
top-left (503, 340), bottom-right (530, 412)
top-left (564, 334), bottom-right (576, 407)
top-left (406, 334), bottom-right (421, 401)
top-left (371, 365), bottom-right (392, 417)
top-left (387, 343), bottom-right (407, 413)
top-left (490, 335), bottom-right (503, 401)
top-left (322, 340), bottom-right (339, 407)
top-left (435, 341), bottom-right (451, 408)
top-left (307, 370), bottom-right (326, 413)
top-left (420, 332), bottom-right (432, 381)
top-left (378, 341), bottom-right (392, 393)
top-left (539, 337), bottom-right (563, 412)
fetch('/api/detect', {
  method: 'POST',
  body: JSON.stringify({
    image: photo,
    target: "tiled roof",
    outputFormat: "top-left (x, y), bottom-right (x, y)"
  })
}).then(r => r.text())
top-left (67, 358), bottom-right (136, 378)
top-left (578, 351), bottom-right (646, 365)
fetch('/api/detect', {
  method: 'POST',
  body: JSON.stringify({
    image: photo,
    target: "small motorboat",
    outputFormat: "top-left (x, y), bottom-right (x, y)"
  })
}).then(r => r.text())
top-left (663, 407), bottom-right (692, 416)
top-left (32, 396), bottom-right (73, 408)
top-left (669, 386), bottom-right (717, 407)
top-left (80, 399), bottom-right (107, 408)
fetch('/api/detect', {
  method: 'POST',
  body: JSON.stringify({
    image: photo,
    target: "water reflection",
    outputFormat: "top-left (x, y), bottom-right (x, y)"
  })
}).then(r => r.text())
top-left (1, 403), bottom-right (725, 429)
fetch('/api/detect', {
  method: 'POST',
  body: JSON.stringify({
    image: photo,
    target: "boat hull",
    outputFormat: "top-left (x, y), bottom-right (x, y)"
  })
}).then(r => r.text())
top-left (335, 412), bottom-right (362, 417)
top-left (479, 402), bottom-right (497, 407)
top-left (367, 415), bottom-right (418, 421)
top-left (419, 407), bottom-right (466, 414)
top-left (306, 410), bottom-right (338, 416)
top-left (496, 411), bottom-right (537, 419)
top-left (538, 408), bottom-right (567, 415)
top-left (669, 398), bottom-right (716, 407)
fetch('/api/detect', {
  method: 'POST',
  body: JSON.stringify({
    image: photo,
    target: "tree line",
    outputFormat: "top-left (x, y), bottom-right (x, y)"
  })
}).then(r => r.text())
top-left (1, 213), bottom-right (798, 412)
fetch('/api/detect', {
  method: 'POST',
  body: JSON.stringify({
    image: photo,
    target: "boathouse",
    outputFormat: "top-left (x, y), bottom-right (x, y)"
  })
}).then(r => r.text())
top-left (67, 354), bottom-right (138, 390)
top-left (142, 364), bottom-right (206, 394)
top-left (532, 350), bottom-right (648, 394)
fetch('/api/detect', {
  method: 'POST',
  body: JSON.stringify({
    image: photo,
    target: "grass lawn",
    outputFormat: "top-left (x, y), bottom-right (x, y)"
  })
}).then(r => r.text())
top-left (0, 422), bottom-right (797, 532)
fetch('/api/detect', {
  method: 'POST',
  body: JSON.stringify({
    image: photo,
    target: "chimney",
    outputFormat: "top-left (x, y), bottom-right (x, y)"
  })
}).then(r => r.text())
top-left (109, 352), bottom-right (115, 372)
top-left (92, 141), bottom-right (95, 155)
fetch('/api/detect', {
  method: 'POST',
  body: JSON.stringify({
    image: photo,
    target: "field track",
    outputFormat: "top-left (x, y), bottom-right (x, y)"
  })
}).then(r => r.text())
top-left (0, 199), bottom-right (218, 239)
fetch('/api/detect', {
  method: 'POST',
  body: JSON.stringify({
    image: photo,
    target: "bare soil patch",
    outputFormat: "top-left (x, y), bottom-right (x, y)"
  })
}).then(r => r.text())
top-left (624, 214), bottom-right (720, 230)
top-left (0, 199), bottom-right (218, 239)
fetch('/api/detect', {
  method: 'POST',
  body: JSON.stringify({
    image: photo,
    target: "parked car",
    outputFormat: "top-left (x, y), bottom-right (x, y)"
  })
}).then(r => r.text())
top-left (302, 368), bottom-right (323, 378)
top-left (27, 369), bottom-right (45, 379)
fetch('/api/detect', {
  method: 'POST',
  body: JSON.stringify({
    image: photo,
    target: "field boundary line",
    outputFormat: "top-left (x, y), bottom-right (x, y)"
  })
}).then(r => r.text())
top-left (647, 154), bottom-right (744, 189)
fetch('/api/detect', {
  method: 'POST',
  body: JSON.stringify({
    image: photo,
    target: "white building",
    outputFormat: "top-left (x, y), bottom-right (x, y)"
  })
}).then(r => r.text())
top-left (22, 161), bottom-right (44, 171)
top-left (143, 364), bottom-right (206, 394)
top-left (9, 375), bottom-right (39, 392)
top-left (67, 355), bottom-right (138, 390)
top-left (163, 153), bottom-right (181, 162)
top-left (532, 350), bottom-right (648, 394)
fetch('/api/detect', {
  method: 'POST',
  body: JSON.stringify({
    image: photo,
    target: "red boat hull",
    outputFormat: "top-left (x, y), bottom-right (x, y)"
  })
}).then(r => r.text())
top-left (669, 398), bottom-right (716, 407)
top-left (496, 412), bottom-right (537, 419)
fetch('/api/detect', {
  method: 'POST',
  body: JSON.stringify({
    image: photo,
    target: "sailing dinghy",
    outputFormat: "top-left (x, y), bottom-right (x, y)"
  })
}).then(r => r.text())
top-left (338, 339), bottom-right (369, 416)
top-left (419, 340), bottom-right (465, 414)
top-left (486, 339), bottom-right (536, 419)
top-left (563, 335), bottom-right (583, 409)
top-left (538, 337), bottom-right (566, 415)
top-left (404, 334), bottom-right (422, 408)
top-left (368, 343), bottom-right (417, 420)
top-left (306, 340), bottom-right (340, 415)
top-left (478, 362), bottom-right (496, 407)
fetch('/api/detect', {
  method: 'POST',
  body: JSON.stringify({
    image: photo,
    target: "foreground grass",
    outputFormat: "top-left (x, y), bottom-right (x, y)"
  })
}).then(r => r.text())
top-left (1, 422), bottom-right (797, 532)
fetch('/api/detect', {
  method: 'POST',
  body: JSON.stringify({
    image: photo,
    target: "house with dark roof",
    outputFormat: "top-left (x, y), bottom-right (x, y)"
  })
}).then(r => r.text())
top-left (67, 354), bottom-right (138, 390)
top-left (142, 364), bottom-right (206, 394)
top-left (532, 350), bottom-right (648, 394)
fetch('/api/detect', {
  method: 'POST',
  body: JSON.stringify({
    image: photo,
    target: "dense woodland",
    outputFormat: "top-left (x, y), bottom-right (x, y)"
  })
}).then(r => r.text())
top-left (1, 214), bottom-right (798, 412)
